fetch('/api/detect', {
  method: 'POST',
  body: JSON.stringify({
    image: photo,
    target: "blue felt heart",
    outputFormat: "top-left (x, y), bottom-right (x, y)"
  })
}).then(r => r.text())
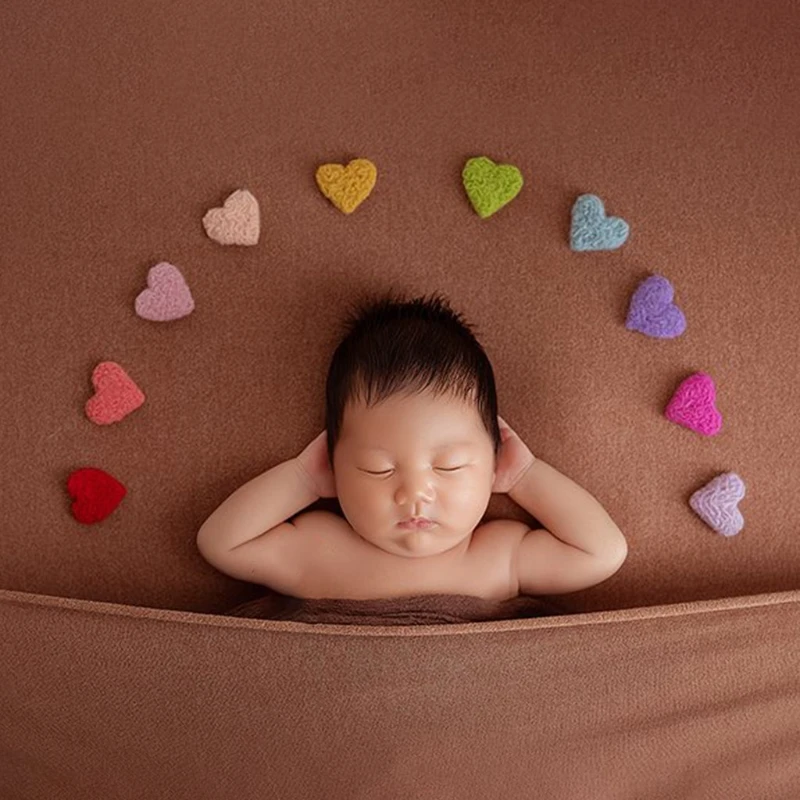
top-left (570, 194), bottom-right (630, 251)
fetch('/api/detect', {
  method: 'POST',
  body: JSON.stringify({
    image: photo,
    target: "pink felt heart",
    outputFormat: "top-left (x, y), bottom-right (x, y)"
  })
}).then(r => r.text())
top-left (202, 189), bottom-right (260, 246)
top-left (135, 262), bottom-right (195, 321)
top-left (67, 467), bottom-right (127, 524)
top-left (689, 472), bottom-right (746, 537)
top-left (664, 372), bottom-right (722, 436)
top-left (85, 362), bottom-right (145, 425)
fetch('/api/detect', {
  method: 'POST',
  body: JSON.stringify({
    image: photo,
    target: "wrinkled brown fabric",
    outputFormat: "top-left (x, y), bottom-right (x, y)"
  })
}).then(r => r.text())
top-left (226, 591), bottom-right (567, 625)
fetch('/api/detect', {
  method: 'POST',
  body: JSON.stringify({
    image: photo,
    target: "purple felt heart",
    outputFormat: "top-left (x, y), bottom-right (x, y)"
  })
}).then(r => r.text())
top-left (689, 472), bottom-right (746, 537)
top-left (625, 275), bottom-right (686, 339)
top-left (135, 262), bottom-right (195, 322)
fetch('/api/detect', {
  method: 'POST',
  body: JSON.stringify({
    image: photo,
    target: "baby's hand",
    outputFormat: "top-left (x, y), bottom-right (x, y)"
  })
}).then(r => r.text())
top-left (492, 416), bottom-right (536, 494)
top-left (295, 430), bottom-right (338, 499)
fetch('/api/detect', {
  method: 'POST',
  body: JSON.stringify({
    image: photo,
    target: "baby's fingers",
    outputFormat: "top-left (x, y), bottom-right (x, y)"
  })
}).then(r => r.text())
top-left (497, 416), bottom-right (513, 441)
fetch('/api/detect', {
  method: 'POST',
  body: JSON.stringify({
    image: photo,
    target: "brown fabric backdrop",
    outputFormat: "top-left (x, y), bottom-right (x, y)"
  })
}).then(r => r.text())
top-left (3, 1), bottom-right (800, 796)
top-left (4, 0), bottom-right (799, 616)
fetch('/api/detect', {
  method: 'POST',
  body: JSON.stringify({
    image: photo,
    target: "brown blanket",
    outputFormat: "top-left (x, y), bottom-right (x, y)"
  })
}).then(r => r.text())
top-left (226, 591), bottom-right (567, 625)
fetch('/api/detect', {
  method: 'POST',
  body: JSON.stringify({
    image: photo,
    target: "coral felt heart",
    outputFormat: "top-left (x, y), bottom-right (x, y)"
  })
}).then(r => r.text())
top-left (67, 467), bottom-right (127, 524)
top-left (202, 189), bottom-right (260, 245)
top-left (85, 362), bottom-right (145, 425)
top-left (664, 372), bottom-right (722, 436)
top-left (315, 158), bottom-right (377, 214)
top-left (462, 156), bottom-right (523, 218)
top-left (135, 262), bottom-right (195, 322)
top-left (689, 472), bottom-right (746, 537)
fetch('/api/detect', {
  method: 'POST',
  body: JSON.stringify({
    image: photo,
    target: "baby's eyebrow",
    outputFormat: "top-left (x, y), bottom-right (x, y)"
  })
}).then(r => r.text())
top-left (363, 442), bottom-right (475, 452)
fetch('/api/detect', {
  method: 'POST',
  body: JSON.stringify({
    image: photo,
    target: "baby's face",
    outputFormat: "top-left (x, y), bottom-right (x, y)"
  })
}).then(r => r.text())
top-left (332, 390), bottom-right (496, 559)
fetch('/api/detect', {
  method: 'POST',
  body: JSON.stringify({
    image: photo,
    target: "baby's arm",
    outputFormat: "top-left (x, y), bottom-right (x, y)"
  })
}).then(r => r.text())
top-left (196, 457), bottom-right (319, 570)
top-left (510, 457), bottom-right (628, 595)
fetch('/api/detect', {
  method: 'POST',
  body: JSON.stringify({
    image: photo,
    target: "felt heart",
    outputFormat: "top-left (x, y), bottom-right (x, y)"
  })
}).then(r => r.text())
top-left (570, 194), bottom-right (629, 251)
top-left (315, 158), bottom-right (377, 214)
top-left (202, 189), bottom-right (260, 245)
top-left (135, 262), bottom-right (195, 321)
top-left (462, 156), bottom-right (524, 218)
top-left (85, 362), bottom-right (145, 425)
top-left (665, 372), bottom-right (722, 436)
top-left (626, 275), bottom-right (686, 339)
top-left (689, 472), bottom-right (746, 537)
top-left (67, 467), bottom-right (127, 524)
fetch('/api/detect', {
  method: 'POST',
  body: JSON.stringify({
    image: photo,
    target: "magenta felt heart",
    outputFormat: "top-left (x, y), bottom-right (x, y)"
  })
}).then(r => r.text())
top-left (689, 472), bottom-right (746, 537)
top-left (135, 262), bottom-right (195, 321)
top-left (665, 372), bottom-right (723, 436)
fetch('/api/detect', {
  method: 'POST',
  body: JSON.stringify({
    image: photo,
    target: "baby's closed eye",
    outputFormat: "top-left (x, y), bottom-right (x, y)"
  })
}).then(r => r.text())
top-left (360, 466), bottom-right (465, 476)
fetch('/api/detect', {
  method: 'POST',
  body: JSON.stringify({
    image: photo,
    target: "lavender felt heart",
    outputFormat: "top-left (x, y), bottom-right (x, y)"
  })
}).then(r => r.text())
top-left (626, 275), bottom-right (686, 338)
top-left (689, 472), bottom-right (746, 537)
top-left (570, 194), bottom-right (629, 251)
top-left (135, 262), bottom-right (195, 322)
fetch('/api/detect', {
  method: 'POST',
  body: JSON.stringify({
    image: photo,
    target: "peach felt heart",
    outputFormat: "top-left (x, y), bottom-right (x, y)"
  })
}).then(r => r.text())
top-left (315, 158), bottom-right (377, 214)
top-left (85, 362), bottom-right (145, 425)
top-left (664, 372), bottom-right (722, 436)
top-left (135, 262), bottom-right (195, 321)
top-left (202, 189), bottom-right (260, 245)
top-left (67, 467), bottom-right (127, 524)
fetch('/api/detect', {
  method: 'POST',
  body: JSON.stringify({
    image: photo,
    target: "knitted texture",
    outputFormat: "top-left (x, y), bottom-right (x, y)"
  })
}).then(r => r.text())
top-left (202, 189), bottom-right (260, 245)
top-left (570, 194), bottom-right (629, 251)
top-left (85, 362), bottom-right (145, 425)
top-left (315, 158), bottom-right (377, 214)
top-left (135, 262), bottom-right (195, 322)
top-left (67, 467), bottom-right (127, 524)
top-left (689, 472), bottom-right (746, 537)
top-left (462, 156), bottom-right (523, 218)
top-left (664, 372), bottom-right (722, 436)
top-left (626, 275), bottom-right (687, 338)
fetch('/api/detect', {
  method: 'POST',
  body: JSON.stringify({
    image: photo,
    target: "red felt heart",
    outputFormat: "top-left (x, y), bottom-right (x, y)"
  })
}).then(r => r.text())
top-left (67, 467), bottom-right (127, 524)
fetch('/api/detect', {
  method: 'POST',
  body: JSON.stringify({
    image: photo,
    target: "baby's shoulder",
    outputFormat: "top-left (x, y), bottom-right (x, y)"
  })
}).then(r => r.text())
top-left (469, 518), bottom-right (530, 595)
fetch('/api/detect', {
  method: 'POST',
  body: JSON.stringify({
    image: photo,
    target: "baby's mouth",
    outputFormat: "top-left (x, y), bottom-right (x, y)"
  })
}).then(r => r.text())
top-left (397, 519), bottom-right (436, 530)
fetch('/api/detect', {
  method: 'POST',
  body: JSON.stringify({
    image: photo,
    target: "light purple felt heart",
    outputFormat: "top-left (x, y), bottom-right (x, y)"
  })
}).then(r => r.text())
top-left (135, 262), bottom-right (195, 322)
top-left (689, 472), bottom-right (746, 537)
top-left (626, 275), bottom-right (686, 339)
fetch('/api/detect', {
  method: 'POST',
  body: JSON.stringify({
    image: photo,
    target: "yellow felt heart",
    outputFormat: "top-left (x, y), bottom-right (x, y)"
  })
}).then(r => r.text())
top-left (315, 158), bottom-right (377, 214)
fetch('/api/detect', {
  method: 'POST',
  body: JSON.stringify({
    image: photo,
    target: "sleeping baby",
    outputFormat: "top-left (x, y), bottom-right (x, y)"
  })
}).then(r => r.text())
top-left (196, 291), bottom-right (628, 601)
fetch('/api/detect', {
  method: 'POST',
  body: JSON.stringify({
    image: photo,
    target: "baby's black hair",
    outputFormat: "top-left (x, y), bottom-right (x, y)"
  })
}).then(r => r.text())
top-left (325, 289), bottom-right (501, 465)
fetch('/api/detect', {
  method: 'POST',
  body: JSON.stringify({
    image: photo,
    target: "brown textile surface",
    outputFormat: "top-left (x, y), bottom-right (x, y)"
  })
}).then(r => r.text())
top-left (1, 0), bottom-right (799, 616)
top-left (2, 587), bottom-right (799, 799)
top-left (2, 0), bottom-right (800, 796)
top-left (226, 591), bottom-right (568, 625)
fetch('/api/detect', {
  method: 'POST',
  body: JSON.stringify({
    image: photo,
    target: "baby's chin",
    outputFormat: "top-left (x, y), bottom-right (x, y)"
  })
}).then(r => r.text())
top-left (370, 527), bottom-right (472, 558)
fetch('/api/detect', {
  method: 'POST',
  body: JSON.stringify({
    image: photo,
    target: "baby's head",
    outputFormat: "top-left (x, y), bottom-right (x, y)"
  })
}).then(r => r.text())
top-left (325, 291), bottom-right (501, 558)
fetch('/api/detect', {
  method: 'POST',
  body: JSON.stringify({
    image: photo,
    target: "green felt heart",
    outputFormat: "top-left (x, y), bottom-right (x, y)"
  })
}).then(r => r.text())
top-left (462, 156), bottom-right (524, 218)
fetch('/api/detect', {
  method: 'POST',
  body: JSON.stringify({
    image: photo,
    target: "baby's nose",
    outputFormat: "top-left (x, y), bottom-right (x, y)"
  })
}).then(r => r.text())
top-left (396, 475), bottom-right (435, 502)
